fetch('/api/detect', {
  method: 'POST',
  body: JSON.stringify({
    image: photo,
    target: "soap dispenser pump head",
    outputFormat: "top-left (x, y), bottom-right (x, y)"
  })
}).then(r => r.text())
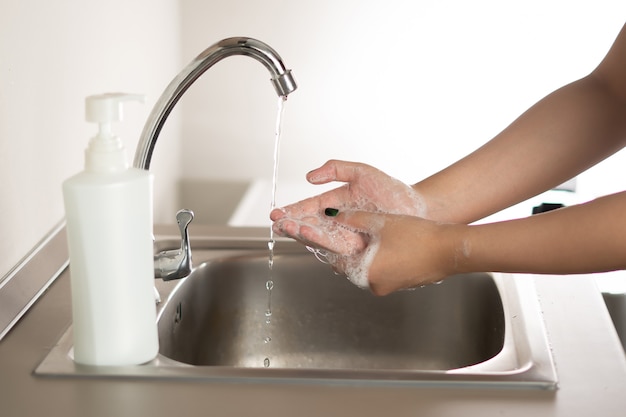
top-left (84, 93), bottom-right (145, 172)
top-left (85, 93), bottom-right (145, 139)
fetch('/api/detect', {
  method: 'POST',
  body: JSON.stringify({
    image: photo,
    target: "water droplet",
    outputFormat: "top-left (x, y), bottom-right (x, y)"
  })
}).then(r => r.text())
top-left (264, 336), bottom-right (272, 343)
top-left (433, 280), bottom-right (444, 285)
top-left (266, 280), bottom-right (274, 291)
top-left (264, 357), bottom-right (270, 368)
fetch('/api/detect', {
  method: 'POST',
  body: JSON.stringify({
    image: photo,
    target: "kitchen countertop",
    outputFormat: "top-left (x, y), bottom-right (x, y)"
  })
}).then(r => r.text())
top-left (1, 226), bottom-right (625, 416)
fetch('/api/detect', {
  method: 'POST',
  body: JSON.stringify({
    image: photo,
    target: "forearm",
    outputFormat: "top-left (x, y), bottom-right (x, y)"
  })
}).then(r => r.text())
top-left (455, 191), bottom-right (626, 275)
top-left (415, 73), bottom-right (626, 224)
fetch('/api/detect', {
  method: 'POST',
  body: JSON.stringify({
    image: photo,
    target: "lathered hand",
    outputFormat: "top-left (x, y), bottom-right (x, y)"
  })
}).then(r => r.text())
top-left (325, 210), bottom-right (462, 295)
top-left (270, 160), bottom-right (426, 255)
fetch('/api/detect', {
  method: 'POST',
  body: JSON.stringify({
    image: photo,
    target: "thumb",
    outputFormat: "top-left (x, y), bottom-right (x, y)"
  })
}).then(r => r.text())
top-left (307, 160), bottom-right (368, 185)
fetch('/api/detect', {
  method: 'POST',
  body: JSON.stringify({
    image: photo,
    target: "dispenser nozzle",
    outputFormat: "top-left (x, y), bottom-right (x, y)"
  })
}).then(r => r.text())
top-left (83, 93), bottom-right (145, 172)
top-left (85, 93), bottom-right (145, 137)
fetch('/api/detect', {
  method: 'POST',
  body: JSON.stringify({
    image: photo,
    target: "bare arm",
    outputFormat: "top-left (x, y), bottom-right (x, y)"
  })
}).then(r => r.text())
top-left (459, 191), bottom-right (626, 275)
top-left (415, 23), bottom-right (626, 224)
top-left (333, 190), bottom-right (626, 295)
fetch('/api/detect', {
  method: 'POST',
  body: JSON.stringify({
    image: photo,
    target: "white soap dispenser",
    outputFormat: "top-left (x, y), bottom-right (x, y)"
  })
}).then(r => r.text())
top-left (62, 93), bottom-right (158, 366)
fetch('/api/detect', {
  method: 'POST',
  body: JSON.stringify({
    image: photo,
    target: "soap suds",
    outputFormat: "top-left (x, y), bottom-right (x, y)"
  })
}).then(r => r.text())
top-left (273, 171), bottom-right (426, 291)
top-left (336, 238), bottom-right (380, 290)
top-left (274, 213), bottom-right (367, 256)
top-left (275, 211), bottom-right (380, 290)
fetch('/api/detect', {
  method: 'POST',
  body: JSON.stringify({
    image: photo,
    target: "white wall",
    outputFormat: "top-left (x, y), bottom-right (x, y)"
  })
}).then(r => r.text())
top-left (1, 1), bottom-right (625, 281)
top-left (0, 0), bottom-right (182, 279)
top-left (179, 0), bottom-right (626, 204)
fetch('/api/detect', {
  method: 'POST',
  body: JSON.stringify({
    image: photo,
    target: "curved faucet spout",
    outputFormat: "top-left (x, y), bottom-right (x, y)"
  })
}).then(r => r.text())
top-left (133, 37), bottom-right (297, 170)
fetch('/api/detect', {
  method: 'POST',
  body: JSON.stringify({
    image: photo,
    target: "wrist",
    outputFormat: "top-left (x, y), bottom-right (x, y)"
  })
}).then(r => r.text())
top-left (444, 223), bottom-right (473, 275)
top-left (410, 182), bottom-right (434, 220)
top-left (411, 181), bottom-right (454, 223)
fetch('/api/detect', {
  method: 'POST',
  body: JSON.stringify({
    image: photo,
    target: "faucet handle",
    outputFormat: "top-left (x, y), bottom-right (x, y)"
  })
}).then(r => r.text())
top-left (176, 209), bottom-right (194, 241)
top-left (154, 209), bottom-right (194, 281)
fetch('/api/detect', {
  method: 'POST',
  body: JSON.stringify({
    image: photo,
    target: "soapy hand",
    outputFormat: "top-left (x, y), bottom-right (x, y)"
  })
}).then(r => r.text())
top-left (270, 160), bottom-right (426, 255)
top-left (326, 210), bottom-right (463, 295)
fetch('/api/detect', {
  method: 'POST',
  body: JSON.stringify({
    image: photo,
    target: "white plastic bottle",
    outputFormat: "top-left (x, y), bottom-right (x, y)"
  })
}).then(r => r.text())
top-left (63, 93), bottom-right (158, 366)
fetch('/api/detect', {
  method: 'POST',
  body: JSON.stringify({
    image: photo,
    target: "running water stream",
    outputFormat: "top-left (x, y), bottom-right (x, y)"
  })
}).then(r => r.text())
top-left (263, 96), bottom-right (287, 368)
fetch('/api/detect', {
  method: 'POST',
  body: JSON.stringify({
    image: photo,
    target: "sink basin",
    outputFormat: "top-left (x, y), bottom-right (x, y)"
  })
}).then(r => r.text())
top-left (35, 228), bottom-right (557, 388)
top-left (158, 253), bottom-right (505, 370)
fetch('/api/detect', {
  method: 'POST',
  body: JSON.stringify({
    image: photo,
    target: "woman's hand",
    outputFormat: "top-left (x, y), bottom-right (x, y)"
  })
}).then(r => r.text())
top-left (270, 160), bottom-right (427, 254)
top-left (321, 210), bottom-right (465, 295)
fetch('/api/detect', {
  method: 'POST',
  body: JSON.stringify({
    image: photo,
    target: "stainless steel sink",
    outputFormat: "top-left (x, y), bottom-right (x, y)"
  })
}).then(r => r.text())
top-left (158, 252), bottom-right (504, 371)
top-left (36, 229), bottom-right (557, 388)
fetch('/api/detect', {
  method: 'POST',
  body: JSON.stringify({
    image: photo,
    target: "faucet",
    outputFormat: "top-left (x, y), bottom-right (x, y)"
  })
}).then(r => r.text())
top-left (135, 37), bottom-right (298, 281)
top-left (153, 209), bottom-right (194, 281)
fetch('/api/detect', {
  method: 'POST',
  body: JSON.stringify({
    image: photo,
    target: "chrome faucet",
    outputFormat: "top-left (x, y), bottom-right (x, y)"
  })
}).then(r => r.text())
top-left (135, 37), bottom-right (298, 281)
top-left (134, 37), bottom-right (297, 170)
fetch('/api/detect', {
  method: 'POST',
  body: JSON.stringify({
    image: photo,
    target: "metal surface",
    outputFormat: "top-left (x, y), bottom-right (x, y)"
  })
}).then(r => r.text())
top-left (0, 222), bottom-right (68, 341)
top-left (159, 254), bottom-right (504, 370)
top-left (36, 235), bottom-right (558, 388)
top-left (603, 292), bottom-right (626, 352)
top-left (133, 37), bottom-right (297, 171)
top-left (154, 210), bottom-right (194, 281)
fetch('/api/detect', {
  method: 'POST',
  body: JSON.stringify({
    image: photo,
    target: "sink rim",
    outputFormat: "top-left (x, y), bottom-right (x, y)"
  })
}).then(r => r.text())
top-left (35, 232), bottom-right (558, 389)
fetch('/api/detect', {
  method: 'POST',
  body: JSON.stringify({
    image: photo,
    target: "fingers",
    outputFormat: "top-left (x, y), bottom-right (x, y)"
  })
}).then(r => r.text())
top-left (273, 209), bottom-right (380, 252)
top-left (273, 218), bottom-right (330, 248)
top-left (275, 184), bottom-right (349, 219)
top-left (273, 215), bottom-right (368, 255)
top-left (306, 160), bottom-right (373, 185)
top-left (269, 207), bottom-right (286, 221)
top-left (271, 160), bottom-right (375, 222)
